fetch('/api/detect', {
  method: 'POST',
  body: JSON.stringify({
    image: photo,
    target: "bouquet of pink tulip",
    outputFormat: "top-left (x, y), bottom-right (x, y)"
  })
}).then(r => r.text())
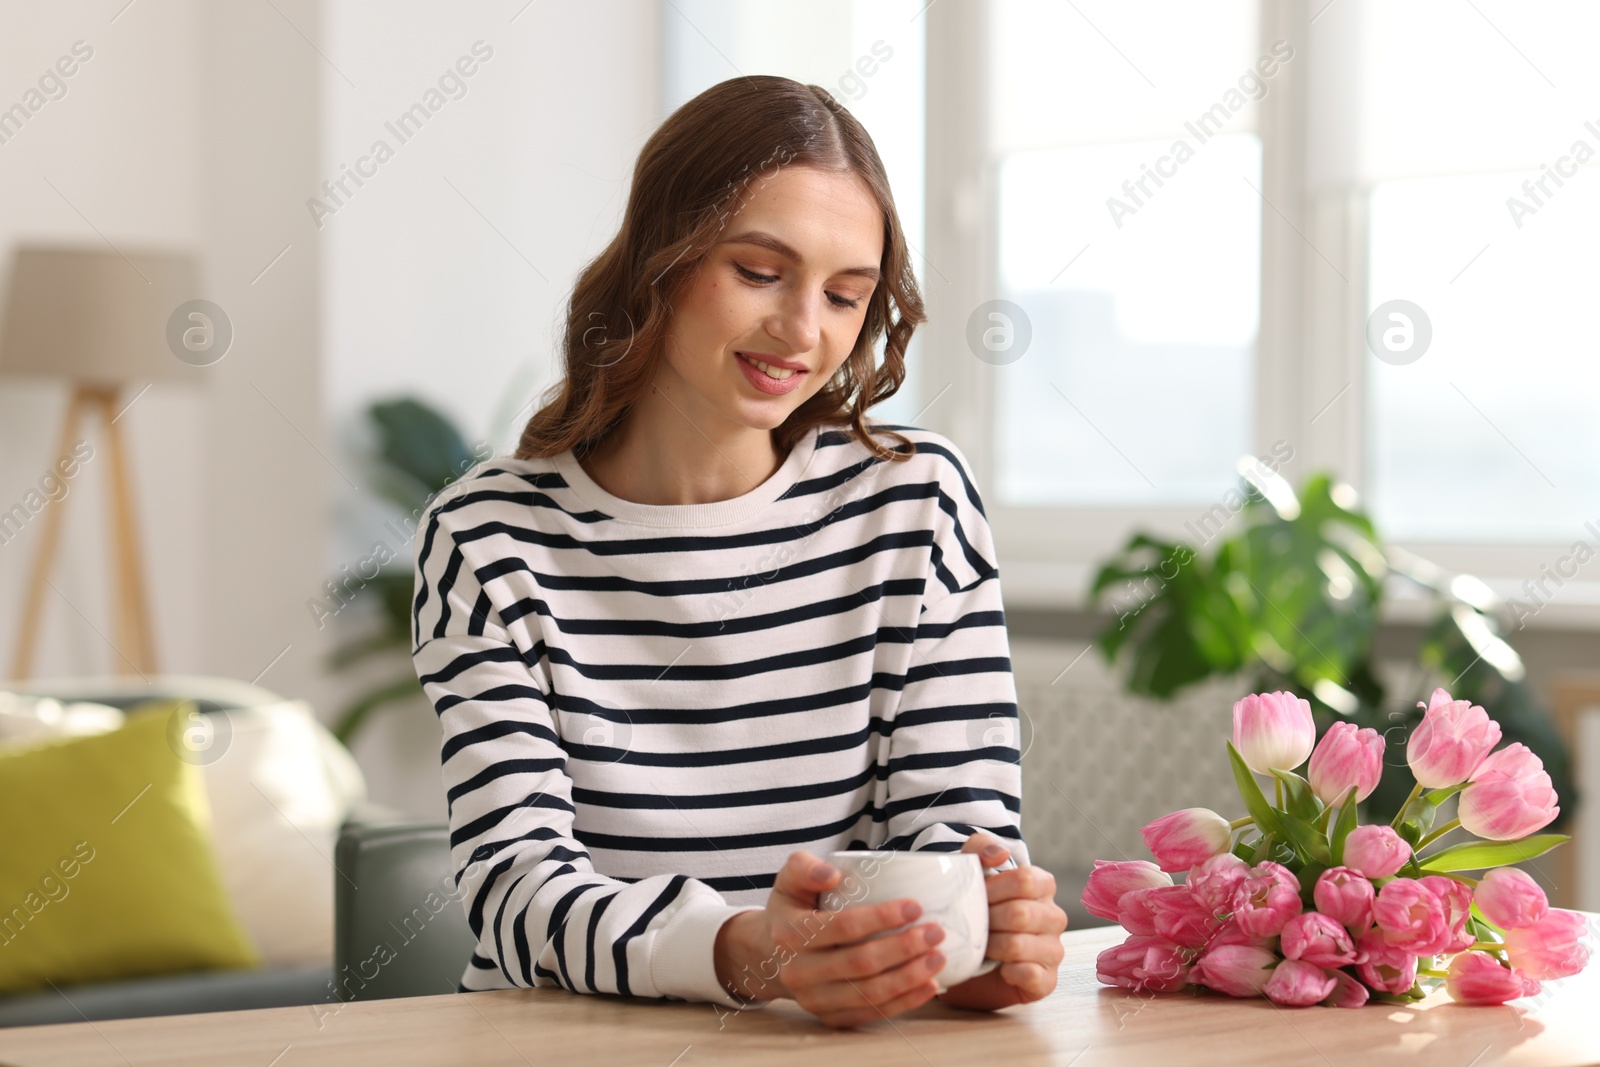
top-left (1085, 688), bottom-right (1591, 1007)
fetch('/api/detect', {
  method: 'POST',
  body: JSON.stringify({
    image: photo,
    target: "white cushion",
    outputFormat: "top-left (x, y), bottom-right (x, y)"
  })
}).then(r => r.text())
top-left (198, 700), bottom-right (365, 966)
top-left (0, 692), bottom-right (125, 742)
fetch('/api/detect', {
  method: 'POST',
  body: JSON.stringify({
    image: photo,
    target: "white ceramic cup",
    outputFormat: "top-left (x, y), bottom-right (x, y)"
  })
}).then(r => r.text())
top-left (819, 850), bottom-right (1002, 994)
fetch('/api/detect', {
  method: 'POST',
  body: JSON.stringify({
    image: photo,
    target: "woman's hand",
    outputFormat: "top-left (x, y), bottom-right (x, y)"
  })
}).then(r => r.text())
top-left (714, 851), bottom-right (949, 1029)
top-left (935, 832), bottom-right (1068, 1011)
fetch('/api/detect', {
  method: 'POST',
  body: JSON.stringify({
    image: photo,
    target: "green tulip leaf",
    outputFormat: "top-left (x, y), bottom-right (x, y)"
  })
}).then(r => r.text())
top-left (1228, 742), bottom-right (1285, 841)
top-left (1410, 801), bottom-right (1437, 835)
top-left (1249, 831), bottom-right (1278, 865)
top-left (1271, 769), bottom-right (1324, 823)
top-left (1277, 810), bottom-right (1333, 867)
top-left (1466, 906), bottom-right (1503, 941)
top-left (1417, 834), bottom-right (1570, 873)
top-left (1330, 786), bottom-right (1359, 866)
top-left (1295, 861), bottom-right (1329, 907)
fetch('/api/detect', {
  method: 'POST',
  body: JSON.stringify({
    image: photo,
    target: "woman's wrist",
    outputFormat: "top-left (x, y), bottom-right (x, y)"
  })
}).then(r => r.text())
top-left (713, 909), bottom-right (783, 1003)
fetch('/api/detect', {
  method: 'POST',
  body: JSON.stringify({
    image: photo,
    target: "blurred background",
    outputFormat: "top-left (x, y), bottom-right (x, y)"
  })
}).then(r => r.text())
top-left (2, 0), bottom-right (1599, 1020)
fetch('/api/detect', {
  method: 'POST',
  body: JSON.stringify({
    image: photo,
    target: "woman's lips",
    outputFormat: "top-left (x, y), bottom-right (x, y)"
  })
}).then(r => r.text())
top-left (735, 351), bottom-right (805, 395)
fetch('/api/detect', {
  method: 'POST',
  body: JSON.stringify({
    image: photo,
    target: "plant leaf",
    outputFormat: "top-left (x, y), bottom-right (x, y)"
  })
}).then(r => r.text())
top-left (1249, 832), bottom-right (1277, 865)
top-left (1277, 810), bottom-right (1332, 867)
top-left (1228, 742), bottom-right (1284, 840)
top-left (1418, 834), bottom-right (1570, 873)
top-left (1295, 861), bottom-right (1328, 907)
top-left (1272, 769), bottom-right (1324, 823)
top-left (369, 397), bottom-right (479, 497)
top-left (332, 677), bottom-right (428, 744)
top-left (1330, 786), bottom-right (1359, 866)
top-left (1088, 535), bottom-right (1249, 698)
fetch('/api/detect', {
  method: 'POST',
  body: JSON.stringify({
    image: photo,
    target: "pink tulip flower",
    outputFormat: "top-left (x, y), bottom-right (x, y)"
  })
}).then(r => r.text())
top-left (1186, 851), bottom-right (1250, 916)
top-left (1342, 824), bottom-right (1412, 879)
top-left (1083, 859), bottom-right (1173, 923)
top-left (1372, 877), bottom-right (1451, 956)
top-left (1096, 934), bottom-right (1190, 993)
top-left (1446, 950), bottom-right (1540, 1005)
top-left (1473, 867), bottom-right (1550, 931)
top-left (1263, 959), bottom-right (1338, 1006)
top-left (1233, 691), bottom-right (1317, 774)
top-left (1355, 928), bottom-right (1419, 995)
top-left (1189, 943), bottom-right (1278, 998)
top-left (1147, 884), bottom-right (1224, 949)
top-left (1140, 807), bottom-right (1233, 873)
top-left (1458, 743), bottom-right (1560, 841)
top-left (1418, 874), bottom-right (1475, 953)
top-left (1204, 918), bottom-right (1274, 950)
top-left (1115, 886), bottom-right (1163, 937)
top-left (1231, 861), bottom-right (1303, 939)
top-left (1280, 911), bottom-right (1360, 968)
top-left (1307, 721), bottom-right (1385, 805)
top-left (1406, 688), bottom-right (1502, 789)
top-left (1323, 969), bottom-right (1370, 1008)
top-left (1313, 866), bottom-right (1375, 933)
top-left (1502, 909), bottom-right (1593, 981)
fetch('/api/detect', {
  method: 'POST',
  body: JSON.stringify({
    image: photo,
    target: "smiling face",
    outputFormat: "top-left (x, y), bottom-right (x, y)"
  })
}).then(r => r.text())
top-left (654, 164), bottom-right (884, 438)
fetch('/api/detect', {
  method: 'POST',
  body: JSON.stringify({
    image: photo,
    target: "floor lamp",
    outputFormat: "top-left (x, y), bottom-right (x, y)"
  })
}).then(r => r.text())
top-left (0, 245), bottom-right (203, 681)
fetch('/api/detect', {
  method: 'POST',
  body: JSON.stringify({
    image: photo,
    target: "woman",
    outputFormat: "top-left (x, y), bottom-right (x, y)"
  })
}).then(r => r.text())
top-left (411, 75), bottom-right (1065, 1030)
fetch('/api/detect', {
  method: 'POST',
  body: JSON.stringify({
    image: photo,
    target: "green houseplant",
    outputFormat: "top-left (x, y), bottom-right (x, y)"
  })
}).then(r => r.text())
top-left (324, 397), bottom-right (490, 744)
top-left (1088, 462), bottom-right (1575, 830)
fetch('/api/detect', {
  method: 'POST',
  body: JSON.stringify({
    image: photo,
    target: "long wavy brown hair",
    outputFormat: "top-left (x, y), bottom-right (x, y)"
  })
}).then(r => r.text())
top-left (514, 75), bottom-right (926, 465)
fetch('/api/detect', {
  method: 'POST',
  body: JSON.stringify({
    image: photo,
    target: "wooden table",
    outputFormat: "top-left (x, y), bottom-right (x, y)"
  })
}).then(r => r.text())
top-left (3, 923), bottom-right (1598, 1067)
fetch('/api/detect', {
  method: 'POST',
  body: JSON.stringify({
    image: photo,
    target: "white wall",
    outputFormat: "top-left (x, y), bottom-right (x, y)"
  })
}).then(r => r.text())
top-left (0, 0), bottom-right (210, 686)
top-left (0, 0), bottom-right (663, 822)
top-left (319, 0), bottom-right (662, 818)
top-left (321, 0), bottom-right (663, 458)
top-left (0, 0), bottom-right (331, 711)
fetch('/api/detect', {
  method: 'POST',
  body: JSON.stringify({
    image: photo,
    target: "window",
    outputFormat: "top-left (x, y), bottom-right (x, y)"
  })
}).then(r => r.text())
top-left (989, 0), bottom-right (1264, 509)
top-left (1354, 2), bottom-right (1600, 544)
top-left (913, 0), bottom-right (1600, 609)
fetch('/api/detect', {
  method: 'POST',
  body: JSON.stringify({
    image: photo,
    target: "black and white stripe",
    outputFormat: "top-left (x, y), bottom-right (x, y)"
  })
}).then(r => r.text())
top-left (410, 420), bottom-right (1029, 1008)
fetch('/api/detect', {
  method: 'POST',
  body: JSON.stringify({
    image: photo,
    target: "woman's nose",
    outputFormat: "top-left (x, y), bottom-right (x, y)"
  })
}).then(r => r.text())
top-left (770, 288), bottom-right (822, 354)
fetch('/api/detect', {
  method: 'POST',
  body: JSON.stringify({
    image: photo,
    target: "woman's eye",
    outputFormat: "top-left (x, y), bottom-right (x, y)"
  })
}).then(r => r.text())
top-left (733, 263), bottom-right (861, 310)
top-left (733, 263), bottom-right (778, 284)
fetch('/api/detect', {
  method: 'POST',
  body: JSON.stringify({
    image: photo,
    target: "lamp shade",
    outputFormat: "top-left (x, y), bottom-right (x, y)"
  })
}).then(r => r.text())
top-left (0, 244), bottom-right (208, 385)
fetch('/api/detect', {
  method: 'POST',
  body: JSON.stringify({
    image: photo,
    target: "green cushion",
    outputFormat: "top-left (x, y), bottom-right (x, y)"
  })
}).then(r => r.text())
top-left (0, 703), bottom-right (259, 994)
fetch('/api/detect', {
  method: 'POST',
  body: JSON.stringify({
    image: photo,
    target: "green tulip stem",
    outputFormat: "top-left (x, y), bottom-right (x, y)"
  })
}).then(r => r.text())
top-left (1390, 782), bottom-right (1425, 830)
top-left (1414, 818), bottom-right (1462, 854)
top-left (1229, 816), bottom-right (1254, 830)
top-left (1468, 941), bottom-right (1505, 954)
top-left (1275, 776), bottom-right (1284, 809)
top-left (1416, 966), bottom-right (1450, 979)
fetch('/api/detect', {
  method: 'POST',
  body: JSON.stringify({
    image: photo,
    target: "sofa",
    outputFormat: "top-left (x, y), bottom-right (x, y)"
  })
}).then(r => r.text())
top-left (0, 676), bottom-right (374, 1027)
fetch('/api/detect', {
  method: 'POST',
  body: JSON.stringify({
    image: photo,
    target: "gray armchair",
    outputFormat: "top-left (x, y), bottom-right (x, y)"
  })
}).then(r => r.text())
top-left (329, 805), bottom-right (476, 1004)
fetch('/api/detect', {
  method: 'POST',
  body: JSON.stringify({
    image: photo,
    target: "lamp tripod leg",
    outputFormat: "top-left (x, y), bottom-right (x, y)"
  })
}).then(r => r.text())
top-left (9, 386), bottom-right (89, 681)
top-left (95, 385), bottom-right (158, 677)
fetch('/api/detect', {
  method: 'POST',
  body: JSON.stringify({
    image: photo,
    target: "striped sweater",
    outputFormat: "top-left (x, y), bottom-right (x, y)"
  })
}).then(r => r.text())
top-left (409, 419), bottom-right (1031, 1011)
